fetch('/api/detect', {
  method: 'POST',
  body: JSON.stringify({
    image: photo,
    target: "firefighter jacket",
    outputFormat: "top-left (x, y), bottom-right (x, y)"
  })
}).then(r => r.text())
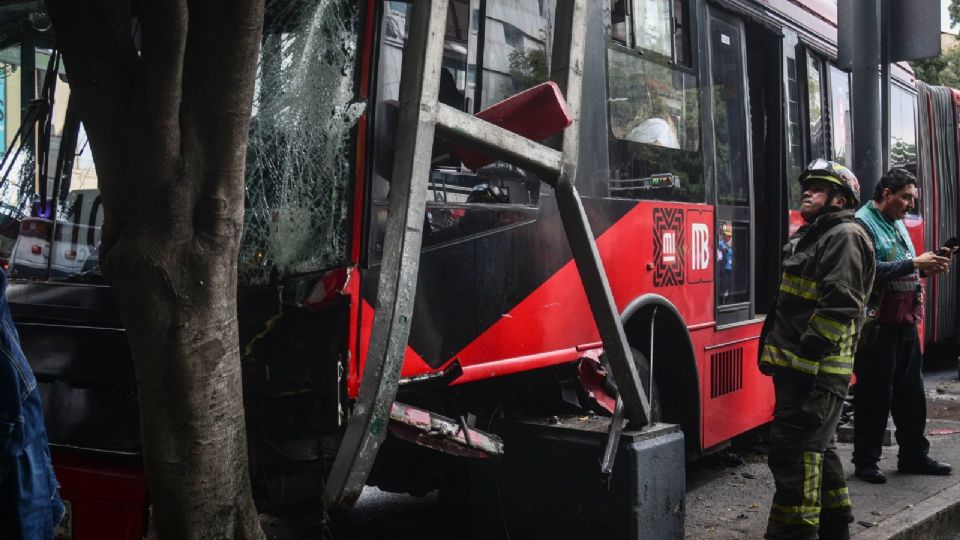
top-left (759, 208), bottom-right (876, 393)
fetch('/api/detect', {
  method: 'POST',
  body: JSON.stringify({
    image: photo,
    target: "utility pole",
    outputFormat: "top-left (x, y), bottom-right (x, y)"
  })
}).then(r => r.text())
top-left (850, 0), bottom-right (881, 199)
top-left (840, 0), bottom-right (940, 198)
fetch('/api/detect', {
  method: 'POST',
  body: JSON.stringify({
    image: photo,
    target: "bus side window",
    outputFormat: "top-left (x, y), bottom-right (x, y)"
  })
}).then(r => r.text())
top-left (890, 84), bottom-right (918, 215)
top-left (369, 0), bottom-right (552, 262)
top-left (806, 52), bottom-right (827, 161)
top-left (604, 0), bottom-right (701, 202)
top-left (605, 50), bottom-right (703, 201)
top-left (632, 0), bottom-right (673, 58)
top-left (890, 84), bottom-right (918, 169)
top-left (614, 0), bottom-right (692, 68)
top-left (672, 0), bottom-right (692, 67)
top-left (783, 32), bottom-right (805, 214)
top-left (828, 65), bottom-right (852, 167)
top-left (610, 0), bottom-right (630, 45)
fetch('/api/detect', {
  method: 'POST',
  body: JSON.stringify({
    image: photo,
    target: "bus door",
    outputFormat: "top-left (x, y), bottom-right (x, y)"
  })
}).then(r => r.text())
top-left (706, 7), bottom-right (785, 325)
top-left (745, 20), bottom-right (785, 315)
top-left (707, 8), bottom-right (754, 325)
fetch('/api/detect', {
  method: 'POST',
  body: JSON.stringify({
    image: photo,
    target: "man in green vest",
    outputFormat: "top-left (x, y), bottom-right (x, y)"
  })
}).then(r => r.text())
top-left (852, 168), bottom-right (954, 484)
top-left (759, 159), bottom-right (875, 540)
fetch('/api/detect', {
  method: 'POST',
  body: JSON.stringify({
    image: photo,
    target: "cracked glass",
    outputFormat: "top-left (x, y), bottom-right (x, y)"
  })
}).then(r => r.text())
top-left (240, 0), bottom-right (364, 285)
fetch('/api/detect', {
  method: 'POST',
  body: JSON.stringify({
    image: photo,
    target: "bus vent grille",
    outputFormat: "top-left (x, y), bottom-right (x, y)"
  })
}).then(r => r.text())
top-left (710, 348), bottom-right (743, 398)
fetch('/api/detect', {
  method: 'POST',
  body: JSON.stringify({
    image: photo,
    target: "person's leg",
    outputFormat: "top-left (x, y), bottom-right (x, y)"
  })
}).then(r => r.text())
top-left (891, 325), bottom-right (930, 461)
top-left (892, 326), bottom-right (951, 474)
top-left (852, 327), bottom-right (897, 472)
top-left (819, 444), bottom-right (852, 540)
top-left (766, 381), bottom-right (844, 540)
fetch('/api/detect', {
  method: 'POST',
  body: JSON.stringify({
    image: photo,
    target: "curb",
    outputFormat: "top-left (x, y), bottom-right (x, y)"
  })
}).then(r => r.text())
top-left (853, 480), bottom-right (960, 539)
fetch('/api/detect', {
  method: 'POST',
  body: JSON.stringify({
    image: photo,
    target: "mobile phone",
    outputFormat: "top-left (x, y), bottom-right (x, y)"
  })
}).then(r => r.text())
top-left (939, 237), bottom-right (960, 257)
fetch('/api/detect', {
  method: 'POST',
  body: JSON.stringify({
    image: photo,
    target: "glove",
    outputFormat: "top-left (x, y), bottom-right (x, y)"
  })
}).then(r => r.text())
top-left (777, 369), bottom-right (817, 395)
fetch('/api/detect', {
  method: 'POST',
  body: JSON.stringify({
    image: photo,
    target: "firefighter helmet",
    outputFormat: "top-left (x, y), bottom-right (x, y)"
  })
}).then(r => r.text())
top-left (798, 158), bottom-right (861, 209)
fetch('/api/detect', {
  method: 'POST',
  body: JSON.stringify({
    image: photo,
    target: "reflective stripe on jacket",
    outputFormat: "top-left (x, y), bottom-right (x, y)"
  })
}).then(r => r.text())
top-left (759, 209), bottom-right (876, 390)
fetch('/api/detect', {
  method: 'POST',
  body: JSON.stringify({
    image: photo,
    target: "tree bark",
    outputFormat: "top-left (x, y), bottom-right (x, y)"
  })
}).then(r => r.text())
top-left (43, 1), bottom-right (266, 538)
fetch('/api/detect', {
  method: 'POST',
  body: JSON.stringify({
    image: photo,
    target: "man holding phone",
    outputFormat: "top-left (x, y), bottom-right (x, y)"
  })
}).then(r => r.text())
top-left (852, 168), bottom-right (956, 484)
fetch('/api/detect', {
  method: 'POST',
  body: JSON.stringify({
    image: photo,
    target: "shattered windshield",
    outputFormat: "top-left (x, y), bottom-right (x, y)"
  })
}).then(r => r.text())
top-left (240, 0), bottom-right (364, 285)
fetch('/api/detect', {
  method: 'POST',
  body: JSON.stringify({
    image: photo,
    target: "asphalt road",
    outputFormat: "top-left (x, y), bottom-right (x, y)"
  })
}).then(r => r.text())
top-left (261, 488), bottom-right (457, 540)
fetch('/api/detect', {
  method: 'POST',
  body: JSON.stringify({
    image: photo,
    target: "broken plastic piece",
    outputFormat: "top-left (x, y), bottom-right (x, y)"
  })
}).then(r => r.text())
top-left (387, 401), bottom-right (504, 459)
top-left (448, 81), bottom-right (572, 170)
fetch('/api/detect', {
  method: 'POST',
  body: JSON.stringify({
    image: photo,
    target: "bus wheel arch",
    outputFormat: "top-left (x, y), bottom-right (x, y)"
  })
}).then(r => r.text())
top-left (621, 294), bottom-right (701, 455)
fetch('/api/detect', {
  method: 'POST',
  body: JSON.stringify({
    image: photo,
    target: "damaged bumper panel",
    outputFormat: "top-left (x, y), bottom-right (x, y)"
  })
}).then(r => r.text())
top-left (387, 402), bottom-right (504, 459)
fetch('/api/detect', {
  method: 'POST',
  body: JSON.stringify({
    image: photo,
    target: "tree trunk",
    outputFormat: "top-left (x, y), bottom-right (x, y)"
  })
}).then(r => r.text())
top-left (44, 1), bottom-right (266, 538)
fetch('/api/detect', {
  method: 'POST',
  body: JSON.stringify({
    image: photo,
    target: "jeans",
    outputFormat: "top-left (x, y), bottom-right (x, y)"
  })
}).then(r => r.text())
top-left (0, 270), bottom-right (64, 540)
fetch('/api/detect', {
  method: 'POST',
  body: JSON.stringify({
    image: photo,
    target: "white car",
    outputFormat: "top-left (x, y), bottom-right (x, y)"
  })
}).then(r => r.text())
top-left (9, 190), bottom-right (103, 279)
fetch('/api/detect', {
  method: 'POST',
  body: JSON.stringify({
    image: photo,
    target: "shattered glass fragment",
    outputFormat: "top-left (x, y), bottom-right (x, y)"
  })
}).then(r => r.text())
top-left (241, 0), bottom-right (364, 285)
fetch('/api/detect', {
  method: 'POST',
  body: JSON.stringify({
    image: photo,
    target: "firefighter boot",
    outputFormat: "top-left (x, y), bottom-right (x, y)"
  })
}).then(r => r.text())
top-left (817, 520), bottom-right (850, 540)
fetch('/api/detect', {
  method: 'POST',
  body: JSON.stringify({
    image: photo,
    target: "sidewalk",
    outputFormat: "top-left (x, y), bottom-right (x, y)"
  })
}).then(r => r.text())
top-left (685, 366), bottom-right (960, 539)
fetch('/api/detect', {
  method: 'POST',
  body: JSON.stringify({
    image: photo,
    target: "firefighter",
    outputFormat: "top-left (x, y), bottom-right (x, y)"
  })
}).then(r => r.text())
top-left (759, 159), bottom-right (876, 540)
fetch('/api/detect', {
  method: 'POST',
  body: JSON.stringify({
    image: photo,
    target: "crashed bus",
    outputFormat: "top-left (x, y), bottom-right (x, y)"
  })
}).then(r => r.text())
top-left (0, 0), bottom-right (955, 537)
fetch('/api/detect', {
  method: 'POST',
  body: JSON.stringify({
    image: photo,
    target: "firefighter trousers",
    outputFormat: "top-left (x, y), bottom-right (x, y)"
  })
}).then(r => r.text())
top-left (766, 377), bottom-right (852, 540)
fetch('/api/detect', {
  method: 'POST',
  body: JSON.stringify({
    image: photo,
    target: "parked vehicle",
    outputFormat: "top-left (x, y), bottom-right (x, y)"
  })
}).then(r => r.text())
top-left (9, 207), bottom-right (101, 279)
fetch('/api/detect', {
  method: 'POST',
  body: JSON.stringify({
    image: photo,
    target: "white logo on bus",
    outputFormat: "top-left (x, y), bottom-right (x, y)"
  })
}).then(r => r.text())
top-left (662, 231), bottom-right (676, 263)
top-left (691, 223), bottom-right (710, 270)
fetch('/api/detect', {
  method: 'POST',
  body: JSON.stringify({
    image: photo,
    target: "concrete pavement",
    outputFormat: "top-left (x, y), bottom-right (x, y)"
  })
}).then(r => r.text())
top-left (686, 366), bottom-right (960, 540)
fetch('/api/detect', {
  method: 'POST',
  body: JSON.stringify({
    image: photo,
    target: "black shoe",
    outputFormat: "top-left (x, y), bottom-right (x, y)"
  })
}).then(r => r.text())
top-left (897, 457), bottom-right (953, 475)
top-left (854, 467), bottom-right (887, 484)
top-left (818, 525), bottom-right (851, 540)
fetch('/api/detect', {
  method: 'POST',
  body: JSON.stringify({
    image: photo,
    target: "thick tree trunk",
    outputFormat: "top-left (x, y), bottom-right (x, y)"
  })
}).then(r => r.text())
top-left (44, 1), bottom-right (266, 538)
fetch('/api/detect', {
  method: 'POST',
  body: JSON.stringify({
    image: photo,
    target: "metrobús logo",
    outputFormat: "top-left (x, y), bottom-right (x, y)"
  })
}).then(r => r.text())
top-left (653, 207), bottom-right (685, 287)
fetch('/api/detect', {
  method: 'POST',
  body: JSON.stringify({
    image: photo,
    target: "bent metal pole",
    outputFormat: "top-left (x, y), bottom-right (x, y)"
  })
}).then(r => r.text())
top-left (322, 0), bottom-right (449, 508)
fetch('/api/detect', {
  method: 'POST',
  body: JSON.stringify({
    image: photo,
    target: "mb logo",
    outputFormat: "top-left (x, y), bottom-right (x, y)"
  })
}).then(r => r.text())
top-left (691, 223), bottom-right (710, 270)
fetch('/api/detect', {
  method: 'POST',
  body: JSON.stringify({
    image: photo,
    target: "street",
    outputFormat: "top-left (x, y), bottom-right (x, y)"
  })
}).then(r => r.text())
top-left (685, 364), bottom-right (960, 539)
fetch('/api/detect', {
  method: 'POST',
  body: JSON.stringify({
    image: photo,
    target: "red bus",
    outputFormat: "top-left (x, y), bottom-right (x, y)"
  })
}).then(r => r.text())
top-left (916, 82), bottom-right (960, 354)
top-left (0, 0), bottom-right (951, 537)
